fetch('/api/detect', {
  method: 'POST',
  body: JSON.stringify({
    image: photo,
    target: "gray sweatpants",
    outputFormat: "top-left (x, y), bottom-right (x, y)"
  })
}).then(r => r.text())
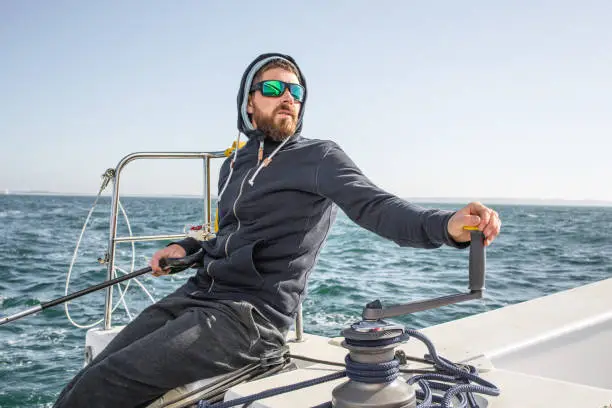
top-left (53, 285), bottom-right (286, 408)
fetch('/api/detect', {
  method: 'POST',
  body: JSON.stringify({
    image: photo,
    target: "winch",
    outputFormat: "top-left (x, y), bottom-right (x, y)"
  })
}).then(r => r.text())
top-left (333, 319), bottom-right (415, 408)
top-left (332, 229), bottom-right (495, 408)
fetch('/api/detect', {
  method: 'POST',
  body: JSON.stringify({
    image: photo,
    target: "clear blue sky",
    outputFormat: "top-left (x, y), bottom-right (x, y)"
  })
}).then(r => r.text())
top-left (1, 1), bottom-right (611, 201)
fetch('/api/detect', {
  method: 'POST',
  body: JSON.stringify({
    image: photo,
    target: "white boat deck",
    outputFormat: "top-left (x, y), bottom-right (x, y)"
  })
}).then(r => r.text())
top-left (226, 277), bottom-right (612, 407)
top-left (86, 278), bottom-right (612, 407)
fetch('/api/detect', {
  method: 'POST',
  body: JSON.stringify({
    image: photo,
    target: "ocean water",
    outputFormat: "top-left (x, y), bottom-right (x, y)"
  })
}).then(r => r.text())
top-left (0, 194), bottom-right (611, 407)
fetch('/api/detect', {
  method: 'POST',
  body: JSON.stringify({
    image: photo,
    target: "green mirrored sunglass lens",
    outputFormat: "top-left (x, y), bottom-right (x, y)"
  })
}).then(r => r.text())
top-left (262, 81), bottom-right (283, 96)
top-left (290, 85), bottom-right (304, 101)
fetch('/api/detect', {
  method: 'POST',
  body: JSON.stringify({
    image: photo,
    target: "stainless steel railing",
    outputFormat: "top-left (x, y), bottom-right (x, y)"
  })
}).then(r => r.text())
top-left (103, 151), bottom-right (224, 329)
top-left (102, 151), bottom-right (305, 341)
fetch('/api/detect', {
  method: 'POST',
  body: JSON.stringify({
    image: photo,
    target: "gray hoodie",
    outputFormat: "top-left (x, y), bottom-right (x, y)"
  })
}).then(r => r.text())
top-left (175, 52), bottom-right (467, 333)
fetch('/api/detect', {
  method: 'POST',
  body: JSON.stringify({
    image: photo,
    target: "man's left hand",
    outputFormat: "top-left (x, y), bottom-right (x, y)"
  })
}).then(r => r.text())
top-left (447, 202), bottom-right (501, 246)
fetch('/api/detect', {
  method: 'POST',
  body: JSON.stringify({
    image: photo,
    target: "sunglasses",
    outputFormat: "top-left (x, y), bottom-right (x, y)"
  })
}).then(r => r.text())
top-left (250, 80), bottom-right (305, 102)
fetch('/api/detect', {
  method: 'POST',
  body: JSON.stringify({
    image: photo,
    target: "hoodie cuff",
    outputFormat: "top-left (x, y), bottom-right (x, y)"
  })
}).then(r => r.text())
top-left (167, 237), bottom-right (202, 256)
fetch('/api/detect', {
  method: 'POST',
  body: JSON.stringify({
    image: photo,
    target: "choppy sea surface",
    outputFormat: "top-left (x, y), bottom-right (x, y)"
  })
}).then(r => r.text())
top-left (0, 194), bottom-right (610, 407)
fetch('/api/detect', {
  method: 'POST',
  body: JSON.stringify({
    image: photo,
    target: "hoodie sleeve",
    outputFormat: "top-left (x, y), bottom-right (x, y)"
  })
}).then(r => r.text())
top-left (315, 142), bottom-right (468, 249)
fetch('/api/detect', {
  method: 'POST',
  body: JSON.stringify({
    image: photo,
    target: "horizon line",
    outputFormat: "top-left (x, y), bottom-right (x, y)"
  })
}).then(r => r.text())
top-left (3, 190), bottom-right (612, 206)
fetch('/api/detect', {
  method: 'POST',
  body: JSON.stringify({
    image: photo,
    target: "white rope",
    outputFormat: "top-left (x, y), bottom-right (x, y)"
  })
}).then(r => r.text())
top-left (63, 173), bottom-right (156, 328)
top-left (116, 199), bottom-right (136, 321)
top-left (63, 187), bottom-right (108, 329)
top-left (114, 270), bottom-right (133, 321)
top-left (64, 270), bottom-right (134, 329)
top-left (115, 266), bottom-right (156, 304)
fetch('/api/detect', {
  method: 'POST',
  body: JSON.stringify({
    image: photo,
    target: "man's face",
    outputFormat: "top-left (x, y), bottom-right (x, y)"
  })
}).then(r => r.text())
top-left (248, 67), bottom-right (302, 141)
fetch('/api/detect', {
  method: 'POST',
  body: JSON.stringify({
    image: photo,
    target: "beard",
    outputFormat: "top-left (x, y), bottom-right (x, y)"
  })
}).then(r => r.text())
top-left (252, 104), bottom-right (298, 142)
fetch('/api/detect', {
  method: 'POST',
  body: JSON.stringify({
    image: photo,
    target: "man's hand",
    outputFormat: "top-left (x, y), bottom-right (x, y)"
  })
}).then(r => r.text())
top-left (150, 244), bottom-right (187, 277)
top-left (448, 202), bottom-right (501, 246)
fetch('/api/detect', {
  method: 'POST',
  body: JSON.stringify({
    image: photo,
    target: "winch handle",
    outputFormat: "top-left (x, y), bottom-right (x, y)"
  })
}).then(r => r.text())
top-left (362, 230), bottom-right (486, 321)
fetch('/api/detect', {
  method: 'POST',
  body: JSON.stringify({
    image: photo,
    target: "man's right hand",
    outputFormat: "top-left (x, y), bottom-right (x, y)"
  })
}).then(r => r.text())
top-left (150, 244), bottom-right (187, 277)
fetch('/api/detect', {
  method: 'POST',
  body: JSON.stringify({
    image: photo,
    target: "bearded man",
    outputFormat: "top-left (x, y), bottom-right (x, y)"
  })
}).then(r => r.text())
top-left (53, 53), bottom-right (501, 408)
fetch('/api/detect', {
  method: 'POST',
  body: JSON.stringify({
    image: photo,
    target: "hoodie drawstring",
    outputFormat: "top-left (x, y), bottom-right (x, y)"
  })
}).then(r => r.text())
top-left (248, 134), bottom-right (293, 186)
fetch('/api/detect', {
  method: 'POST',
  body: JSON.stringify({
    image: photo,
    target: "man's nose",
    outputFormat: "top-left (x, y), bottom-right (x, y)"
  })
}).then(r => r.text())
top-left (280, 88), bottom-right (295, 104)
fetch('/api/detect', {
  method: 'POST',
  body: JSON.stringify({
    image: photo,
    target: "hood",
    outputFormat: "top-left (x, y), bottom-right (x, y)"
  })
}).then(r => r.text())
top-left (236, 53), bottom-right (307, 139)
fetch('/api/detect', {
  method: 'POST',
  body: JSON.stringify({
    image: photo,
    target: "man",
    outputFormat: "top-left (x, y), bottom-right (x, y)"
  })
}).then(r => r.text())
top-left (54, 52), bottom-right (501, 407)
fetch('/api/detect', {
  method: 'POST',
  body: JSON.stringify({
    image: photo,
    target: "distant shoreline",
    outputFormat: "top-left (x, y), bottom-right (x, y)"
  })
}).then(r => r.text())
top-left (3, 191), bottom-right (612, 207)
